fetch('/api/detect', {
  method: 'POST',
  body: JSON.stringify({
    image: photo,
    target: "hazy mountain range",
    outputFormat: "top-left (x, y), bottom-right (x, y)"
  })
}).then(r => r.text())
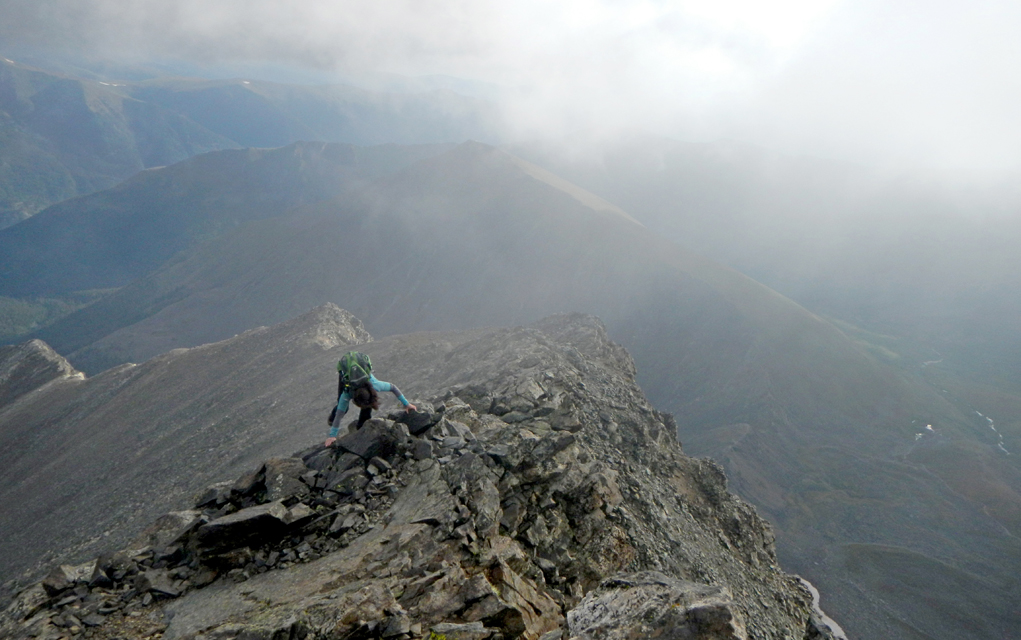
top-left (0, 141), bottom-right (451, 298)
top-left (0, 56), bottom-right (499, 229)
top-left (2, 60), bottom-right (1021, 640)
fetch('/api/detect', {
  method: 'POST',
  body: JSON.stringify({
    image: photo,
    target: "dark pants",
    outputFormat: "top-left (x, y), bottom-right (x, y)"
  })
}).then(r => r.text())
top-left (354, 407), bottom-right (372, 430)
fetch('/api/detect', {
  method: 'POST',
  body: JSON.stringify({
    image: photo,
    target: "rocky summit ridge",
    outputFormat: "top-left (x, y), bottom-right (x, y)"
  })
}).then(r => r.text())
top-left (0, 340), bottom-right (81, 408)
top-left (1, 311), bottom-right (840, 639)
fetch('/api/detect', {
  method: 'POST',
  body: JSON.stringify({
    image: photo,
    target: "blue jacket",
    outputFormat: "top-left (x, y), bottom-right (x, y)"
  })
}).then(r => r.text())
top-left (329, 374), bottom-right (408, 437)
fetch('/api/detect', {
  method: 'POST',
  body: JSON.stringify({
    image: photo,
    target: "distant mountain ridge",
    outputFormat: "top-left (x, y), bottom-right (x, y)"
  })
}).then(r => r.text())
top-left (0, 58), bottom-right (235, 228)
top-left (0, 58), bottom-right (501, 230)
top-left (130, 76), bottom-right (502, 149)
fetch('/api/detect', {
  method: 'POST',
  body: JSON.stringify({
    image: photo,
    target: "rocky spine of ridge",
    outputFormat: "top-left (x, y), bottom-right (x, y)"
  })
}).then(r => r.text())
top-left (0, 339), bottom-right (82, 408)
top-left (0, 314), bottom-right (841, 640)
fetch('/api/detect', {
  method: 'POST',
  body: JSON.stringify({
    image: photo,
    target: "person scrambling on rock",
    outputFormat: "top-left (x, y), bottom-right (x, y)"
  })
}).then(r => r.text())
top-left (325, 351), bottom-right (416, 446)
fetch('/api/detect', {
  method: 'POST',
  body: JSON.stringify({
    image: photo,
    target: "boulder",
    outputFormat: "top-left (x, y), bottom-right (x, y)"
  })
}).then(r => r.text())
top-left (413, 438), bottom-right (434, 460)
top-left (81, 613), bottom-right (106, 628)
top-left (194, 482), bottom-right (233, 509)
top-left (317, 453), bottom-right (364, 489)
top-left (283, 503), bottom-right (316, 527)
top-left (263, 457), bottom-right (310, 502)
top-left (195, 501), bottom-right (292, 553)
top-left (368, 456), bottom-right (392, 475)
top-left (331, 468), bottom-right (370, 495)
top-left (382, 614), bottom-right (411, 638)
top-left (336, 419), bottom-right (401, 460)
top-left (40, 565), bottom-right (78, 596)
top-left (567, 572), bottom-right (747, 640)
top-left (430, 622), bottom-right (494, 640)
top-left (90, 551), bottom-right (137, 587)
top-left (41, 561), bottom-right (94, 597)
top-left (393, 410), bottom-right (441, 436)
top-left (485, 560), bottom-right (563, 640)
top-left (134, 569), bottom-right (182, 598)
top-left (231, 467), bottom-right (264, 497)
top-left (301, 446), bottom-right (336, 471)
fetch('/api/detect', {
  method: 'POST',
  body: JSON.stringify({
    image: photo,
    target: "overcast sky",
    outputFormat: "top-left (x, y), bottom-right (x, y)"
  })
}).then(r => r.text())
top-left (3, 0), bottom-right (1019, 183)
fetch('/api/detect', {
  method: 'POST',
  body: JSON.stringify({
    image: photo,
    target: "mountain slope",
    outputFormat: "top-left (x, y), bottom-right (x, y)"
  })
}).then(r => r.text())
top-left (514, 133), bottom-right (1021, 440)
top-left (512, 134), bottom-right (1021, 637)
top-left (0, 57), bottom-right (501, 230)
top-left (0, 339), bottom-right (80, 408)
top-left (0, 305), bottom-right (371, 592)
top-left (0, 141), bottom-right (452, 298)
top-left (20, 142), bottom-right (1020, 638)
top-left (0, 307), bottom-right (838, 640)
top-left (42, 142), bottom-right (951, 437)
top-left (0, 58), bottom-right (237, 228)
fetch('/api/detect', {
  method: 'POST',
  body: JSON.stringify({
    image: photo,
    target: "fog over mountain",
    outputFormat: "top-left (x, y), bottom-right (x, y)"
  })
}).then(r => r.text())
top-left (4, 0), bottom-right (1021, 181)
top-left (2, 3), bottom-right (1021, 640)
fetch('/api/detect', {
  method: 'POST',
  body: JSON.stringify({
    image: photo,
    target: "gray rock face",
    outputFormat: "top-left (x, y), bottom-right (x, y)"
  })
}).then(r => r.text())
top-left (194, 501), bottom-right (292, 554)
top-left (0, 311), bottom-right (838, 640)
top-left (263, 457), bottom-right (311, 502)
top-left (568, 572), bottom-right (746, 640)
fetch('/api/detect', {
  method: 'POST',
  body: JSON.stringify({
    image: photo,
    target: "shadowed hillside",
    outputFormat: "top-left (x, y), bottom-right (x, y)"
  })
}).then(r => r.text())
top-left (130, 77), bottom-right (502, 149)
top-left (0, 141), bottom-right (451, 298)
top-left (0, 59), bottom-right (239, 228)
top-left (21, 141), bottom-right (1018, 638)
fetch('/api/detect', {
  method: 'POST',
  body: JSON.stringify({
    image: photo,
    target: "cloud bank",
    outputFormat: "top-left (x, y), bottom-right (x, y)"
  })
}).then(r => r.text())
top-left (3, 0), bottom-right (1020, 181)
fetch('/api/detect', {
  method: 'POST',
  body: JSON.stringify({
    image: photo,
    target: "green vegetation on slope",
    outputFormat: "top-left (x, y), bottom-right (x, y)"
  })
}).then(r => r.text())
top-left (0, 118), bottom-right (78, 227)
top-left (0, 290), bottom-right (112, 343)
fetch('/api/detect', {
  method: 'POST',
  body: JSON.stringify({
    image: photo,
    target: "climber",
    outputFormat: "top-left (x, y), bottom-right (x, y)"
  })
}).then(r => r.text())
top-left (325, 351), bottom-right (416, 446)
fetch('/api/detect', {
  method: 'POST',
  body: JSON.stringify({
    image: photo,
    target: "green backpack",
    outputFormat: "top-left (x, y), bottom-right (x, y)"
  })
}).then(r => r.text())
top-left (337, 351), bottom-right (372, 392)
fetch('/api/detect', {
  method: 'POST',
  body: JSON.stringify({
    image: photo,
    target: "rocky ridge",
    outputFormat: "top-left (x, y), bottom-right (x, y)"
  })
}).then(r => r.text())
top-left (1, 314), bottom-right (841, 639)
top-left (0, 340), bottom-right (81, 408)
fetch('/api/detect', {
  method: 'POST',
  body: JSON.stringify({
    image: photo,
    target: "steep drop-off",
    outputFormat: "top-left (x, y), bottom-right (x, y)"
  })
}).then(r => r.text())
top-left (13, 142), bottom-right (1016, 638)
top-left (1, 308), bottom-right (839, 639)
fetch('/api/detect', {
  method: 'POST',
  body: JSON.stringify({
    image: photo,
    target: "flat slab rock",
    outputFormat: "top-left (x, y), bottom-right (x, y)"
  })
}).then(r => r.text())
top-left (567, 571), bottom-right (748, 640)
top-left (195, 501), bottom-right (312, 552)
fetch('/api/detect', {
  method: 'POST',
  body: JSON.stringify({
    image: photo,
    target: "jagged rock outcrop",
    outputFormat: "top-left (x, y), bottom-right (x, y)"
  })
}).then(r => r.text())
top-left (0, 313), bottom-right (837, 640)
top-left (0, 339), bottom-right (82, 408)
